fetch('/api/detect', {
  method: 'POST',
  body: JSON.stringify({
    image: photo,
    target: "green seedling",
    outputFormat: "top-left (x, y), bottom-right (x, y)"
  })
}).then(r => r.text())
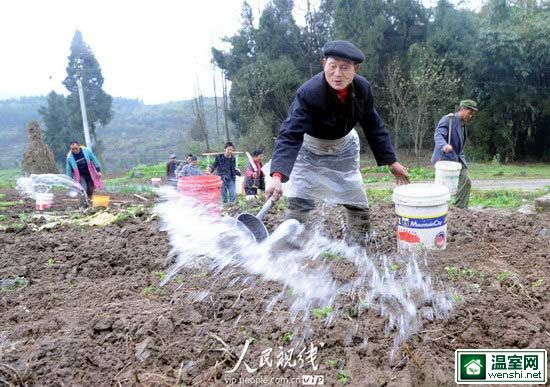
top-left (453, 294), bottom-right (463, 303)
top-left (282, 331), bottom-right (293, 343)
top-left (363, 176), bottom-right (378, 184)
top-left (47, 257), bottom-right (56, 266)
top-left (359, 298), bottom-right (369, 309)
top-left (532, 278), bottom-right (544, 288)
top-left (496, 271), bottom-right (512, 282)
top-left (175, 278), bottom-right (184, 286)
top-left (469, 283), bottom-right (481, 293)
top-left (389, 263), bottom-right (399, 272)
top-left (143, 285), bottom-right (159, 295)
top-left (446, 266), bottom-right (459, 280)
top-left (461, 268), bottom-right (475, 278)
top-left (154, 271), bottom-right (166, 281)
top-left (328, 359), bottom-right (338, 369)
top-left (321, 252), bottom-right (340, 262)
top-left (0, 277), bottom-right (29, 291)
top-left (338, 370), bottom-right (349, 385)
top-left (0, 215), bottom-right (7, 221)
top-left (312, 306), bottom-right (333, 319)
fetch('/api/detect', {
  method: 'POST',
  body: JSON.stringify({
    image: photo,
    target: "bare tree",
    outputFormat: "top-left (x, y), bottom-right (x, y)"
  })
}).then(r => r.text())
top-left (191, 79), bottom-right (210, 151)
top-left (384, 52), bottom-right (460, 162)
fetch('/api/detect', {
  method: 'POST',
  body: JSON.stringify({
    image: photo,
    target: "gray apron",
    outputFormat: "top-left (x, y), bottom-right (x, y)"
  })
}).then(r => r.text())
top-left (284, 129), bottom-right (368, 207)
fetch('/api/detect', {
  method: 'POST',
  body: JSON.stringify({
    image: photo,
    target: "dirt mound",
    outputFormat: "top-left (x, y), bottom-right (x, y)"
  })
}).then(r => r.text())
top-left (0, 198), bottom-right (549, 386)
top-left (20, 121), bottom-right (58, 176)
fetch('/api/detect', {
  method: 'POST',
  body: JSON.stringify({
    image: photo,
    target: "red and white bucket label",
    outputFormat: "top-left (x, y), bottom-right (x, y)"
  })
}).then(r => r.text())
top-left (397, 213), bottom-right (447, 250)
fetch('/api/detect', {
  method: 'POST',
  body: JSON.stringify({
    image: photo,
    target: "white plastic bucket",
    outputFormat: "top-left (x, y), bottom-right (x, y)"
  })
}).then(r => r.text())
top-left (35, 192), bottom-right (54, 211)
top-left (434, 161), bottom-right (462, 195)
top-left (236, 176), bottom-right (245, 195)
top-left (392, 183), bottom-right (451, 251)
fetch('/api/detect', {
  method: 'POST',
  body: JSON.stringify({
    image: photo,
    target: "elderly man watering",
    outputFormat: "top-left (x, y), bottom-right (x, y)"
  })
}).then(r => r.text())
top-left (265, 40), bottom-right (409, 246)
top-left (431, 99), bottom-right (478, 209)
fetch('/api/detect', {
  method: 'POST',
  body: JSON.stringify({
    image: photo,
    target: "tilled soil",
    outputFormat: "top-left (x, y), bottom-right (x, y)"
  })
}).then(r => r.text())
top-left (0, 192), bottom-right (549, 386)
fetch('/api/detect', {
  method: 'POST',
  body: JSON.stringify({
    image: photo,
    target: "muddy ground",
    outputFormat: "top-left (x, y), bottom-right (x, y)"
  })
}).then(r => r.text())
top-left (0, 189), bottom-right (549, 386)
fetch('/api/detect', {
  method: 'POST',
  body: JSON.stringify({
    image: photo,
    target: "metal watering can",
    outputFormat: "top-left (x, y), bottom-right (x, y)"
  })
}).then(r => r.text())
top-left (236, 199), bottom-right (273, 242)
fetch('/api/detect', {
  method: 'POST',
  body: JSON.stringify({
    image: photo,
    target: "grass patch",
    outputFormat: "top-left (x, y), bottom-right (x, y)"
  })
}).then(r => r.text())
top-left (365, 188), bottom-right (393, 204)
top-left (0, 169), bottom-right (20, 189)
top-left (468, 162), bottom-right (550, 180)
top-left (469, 187), bottom-right (550, 208)
top-left (0, 201), bottom-right (18, 207)
top-left (359, 161), bottom-right (549, 183)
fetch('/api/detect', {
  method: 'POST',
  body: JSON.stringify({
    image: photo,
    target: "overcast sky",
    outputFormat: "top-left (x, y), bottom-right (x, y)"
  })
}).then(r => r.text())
top-left (0, 0), bottom-right (282, 104)
top-left (1, 0), bottom-right (479, 104)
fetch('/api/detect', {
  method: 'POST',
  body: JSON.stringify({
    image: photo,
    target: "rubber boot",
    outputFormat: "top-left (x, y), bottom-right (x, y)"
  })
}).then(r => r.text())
top-left (286, 197), bottom-right (315, 225)
top-left (344, 206), bottom-right (371, 247)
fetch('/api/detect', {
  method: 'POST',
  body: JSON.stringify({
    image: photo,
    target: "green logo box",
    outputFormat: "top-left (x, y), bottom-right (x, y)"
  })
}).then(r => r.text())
top-left (455, 349), bottom-right (547, 384)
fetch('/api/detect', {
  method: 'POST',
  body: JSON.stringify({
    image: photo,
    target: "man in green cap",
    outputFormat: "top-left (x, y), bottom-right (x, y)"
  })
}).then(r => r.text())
top-left (431, 99), bottom-right (479, 208)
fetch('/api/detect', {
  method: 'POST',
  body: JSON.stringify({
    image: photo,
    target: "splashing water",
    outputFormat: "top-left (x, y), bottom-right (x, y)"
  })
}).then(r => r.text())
top-left (17, 174), bottom-right (85, 199)
top-left (156, 187), bottom-right (454, 358)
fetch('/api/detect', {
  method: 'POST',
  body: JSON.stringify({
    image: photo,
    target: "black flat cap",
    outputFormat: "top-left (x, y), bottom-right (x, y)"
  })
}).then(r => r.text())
top-left (322, 40), bottom-right (365, 64)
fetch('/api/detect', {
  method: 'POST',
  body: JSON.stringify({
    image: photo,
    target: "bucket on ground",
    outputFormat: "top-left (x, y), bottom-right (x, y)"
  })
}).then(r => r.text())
top-left (434, 161), bottom-right (462, 195)
top-left (392, 183), bottom-right (451, 251)
top-left (151, 177), bottom-right (162, 187)
top-left (35, 192), bottom-right (54, 211)
top-left (177, 175), bottom-right (223, 215)
top-left (92, 194), bottom-right (110, 208)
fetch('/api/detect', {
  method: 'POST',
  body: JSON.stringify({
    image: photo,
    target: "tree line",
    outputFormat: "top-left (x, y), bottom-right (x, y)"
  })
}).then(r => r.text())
top-left (212, 0), bottom-right (550, 162)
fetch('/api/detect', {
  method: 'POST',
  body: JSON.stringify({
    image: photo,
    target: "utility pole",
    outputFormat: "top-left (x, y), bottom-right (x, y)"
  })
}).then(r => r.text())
top-left (212, 64), bottom-right (221, 145)
top-left (76, 78), bottom-right (92, 151)
top-left (306, 0), bottom-right (313, 78)
top-left (222, 71), bottom-right (230, 142)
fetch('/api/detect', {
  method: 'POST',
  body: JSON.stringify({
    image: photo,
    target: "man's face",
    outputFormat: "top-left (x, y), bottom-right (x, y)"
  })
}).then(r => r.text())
top-left (70, 144), bottom-right (81, 154)
top-left (186, 156), bottom-right (192, 163)
top-left (225, 146), bottom-right (234, 157)
top-left (191, 160), bottom-right (198, 167)
top-left (460, 108), bottom-right (476, 122)
top-left (323, 57), bottom-right (358, 91)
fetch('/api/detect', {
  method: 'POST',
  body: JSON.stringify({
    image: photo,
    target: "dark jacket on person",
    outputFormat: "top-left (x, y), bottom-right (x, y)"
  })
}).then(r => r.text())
top-left (270, 72), bottom-right (397, 182)
top-left (244, 160), bottom-right (265, 194)
top-left (430, 113), bottom-right (468, 168)
top-left (209, 154), bottom-right (241, 182)
top-left (166, 160), bottom-right (179, 179)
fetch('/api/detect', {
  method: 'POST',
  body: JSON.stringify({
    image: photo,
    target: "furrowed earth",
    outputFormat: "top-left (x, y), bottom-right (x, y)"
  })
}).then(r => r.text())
top-left (0, 189), bottom-right (549, 386)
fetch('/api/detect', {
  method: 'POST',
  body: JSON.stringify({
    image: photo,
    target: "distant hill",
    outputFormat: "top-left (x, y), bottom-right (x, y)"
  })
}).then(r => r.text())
top-left (0, 96), bottom-right (229, 171)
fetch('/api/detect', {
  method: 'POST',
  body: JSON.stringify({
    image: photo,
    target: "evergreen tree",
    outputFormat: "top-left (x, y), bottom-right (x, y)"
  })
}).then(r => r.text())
top-left (38, 91), bottom-right (73, 166)
top-left (63, 30), bottom-right (113, 154)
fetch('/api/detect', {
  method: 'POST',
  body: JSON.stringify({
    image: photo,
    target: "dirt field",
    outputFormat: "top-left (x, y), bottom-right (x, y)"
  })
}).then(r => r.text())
top-left (0, 189), bottom-right (549, 386)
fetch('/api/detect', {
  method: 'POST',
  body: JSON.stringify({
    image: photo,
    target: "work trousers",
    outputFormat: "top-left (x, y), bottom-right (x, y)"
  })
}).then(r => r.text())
top-left (286, 197), bottom-right (371, 247)
top-left (454, 167), bottom-right (471, 209)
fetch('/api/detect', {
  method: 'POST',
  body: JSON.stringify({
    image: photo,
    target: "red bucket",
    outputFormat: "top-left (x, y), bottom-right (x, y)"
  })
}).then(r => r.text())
top-left (177, 175), bottom-right (223, 215)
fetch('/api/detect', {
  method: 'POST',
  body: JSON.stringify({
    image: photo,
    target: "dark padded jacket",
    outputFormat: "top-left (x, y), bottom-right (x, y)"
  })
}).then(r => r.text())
top-left (270, 72), bottom-right (397, 182)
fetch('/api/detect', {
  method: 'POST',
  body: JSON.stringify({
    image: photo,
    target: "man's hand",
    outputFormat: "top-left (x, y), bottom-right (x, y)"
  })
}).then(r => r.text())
top-left (252, 172), bottom-right (258, 179)
top-left (389, 162), bottom-right (410, 185)
top-left (205, 169), bottom-right (212, 175)
top-left (265, 175), bottom-right (283, 202)
top-left (443, 144), bottom-right (453, 153)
